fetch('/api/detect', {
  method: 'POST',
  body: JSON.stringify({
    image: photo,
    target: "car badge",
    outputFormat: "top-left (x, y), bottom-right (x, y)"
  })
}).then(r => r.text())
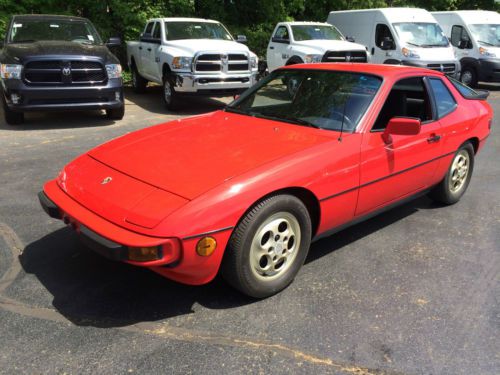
top-left (345, 53), bottom-right (351, 62)
top-left (101, 177), bottom-right (113, 185)
top-left (221, 54), bottom-right (228, 65)
top-left (62, 66), bottom-right (71, 76)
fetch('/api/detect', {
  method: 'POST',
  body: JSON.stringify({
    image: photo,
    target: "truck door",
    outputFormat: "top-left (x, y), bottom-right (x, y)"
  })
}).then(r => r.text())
top-left (373, 23), bottom-right (397, 64)
top-left (267, 25), bottom-right (291, 72)
top-left (140, 21), bottom-right (155, 78)
top-left (146, 22), bottom-right (163, 81)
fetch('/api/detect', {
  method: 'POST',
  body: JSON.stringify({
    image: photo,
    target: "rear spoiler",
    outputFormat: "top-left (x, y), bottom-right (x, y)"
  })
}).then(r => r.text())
top-left (474, 90), bottom-right (490, 100)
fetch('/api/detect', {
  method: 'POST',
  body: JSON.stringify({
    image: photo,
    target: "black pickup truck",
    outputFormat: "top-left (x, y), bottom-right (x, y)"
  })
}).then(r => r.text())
top-left (0, 14), bottom-right (124, 125)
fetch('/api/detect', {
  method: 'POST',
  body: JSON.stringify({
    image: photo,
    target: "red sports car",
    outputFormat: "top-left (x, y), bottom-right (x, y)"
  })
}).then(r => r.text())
top-left (39, 64), bottom-right (492, 298)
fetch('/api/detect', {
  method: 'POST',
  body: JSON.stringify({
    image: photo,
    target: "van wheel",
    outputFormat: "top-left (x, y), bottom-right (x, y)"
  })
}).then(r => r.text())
top-left (131, 66), bottom-right (147, 93)
top-left (163, 75), bottom-right (179, 111)
top-left (460, 67), bottom-right (478, 88)
top-left (428, 143), bottom-right (474, 205)
top-left (106, 105), bottom-right (125, 120)
top-left (221, 194), bottom-right (312, 298)
top-left (2, 97), bottom-right (24, 125)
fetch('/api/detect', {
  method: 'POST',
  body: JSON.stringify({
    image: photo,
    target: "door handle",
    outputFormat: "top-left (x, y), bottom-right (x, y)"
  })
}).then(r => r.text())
top-left (147, 48), bottom-right (152, 52)
top-left (139, 46), bottom-right (142, 50)
top-left (371, 47), bottom-right (375, 55)
top-left (270, 46), bottom-right (274, 50)
top-left (427, 134), bottom-right (441, 143)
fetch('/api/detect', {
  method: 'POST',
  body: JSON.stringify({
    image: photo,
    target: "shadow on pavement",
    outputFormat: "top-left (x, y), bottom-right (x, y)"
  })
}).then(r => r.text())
top-left (20, 194), bottom-right (435, 328)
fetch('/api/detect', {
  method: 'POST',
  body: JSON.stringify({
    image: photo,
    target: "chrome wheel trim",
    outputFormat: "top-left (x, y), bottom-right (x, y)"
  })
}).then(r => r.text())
top-left (164, 80), bottom-right (172, 104)
top-left (461, 70), bottom-right (473, 86)
top-left (249, 212), bottom-right (301, 281)
top-left (449, 150), bottom-right (470, 193)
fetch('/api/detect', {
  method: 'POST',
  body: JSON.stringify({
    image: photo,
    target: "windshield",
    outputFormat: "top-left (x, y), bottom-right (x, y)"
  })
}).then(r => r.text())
top-left (165, 21), bottom-right (233, 41)
top-left (469, 24), bottom-right (500, 47)
top-left (8, 19), bottom-right (102, 45)
top-left (291, 25), bottom-right (344, 41)
top-left (393, 22), bottom-right (449, 47)
top-left (227, 70), bottom-right (382, 132)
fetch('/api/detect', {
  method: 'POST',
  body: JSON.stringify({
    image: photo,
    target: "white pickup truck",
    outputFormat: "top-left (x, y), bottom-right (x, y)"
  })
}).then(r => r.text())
top-left (127, 18), bottom-right (259, 110)
top-left (267, 22), bottom-right (369, 72)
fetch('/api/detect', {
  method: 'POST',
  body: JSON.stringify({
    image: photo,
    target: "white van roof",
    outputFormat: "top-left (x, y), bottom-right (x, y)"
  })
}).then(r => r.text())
top-left (329, 8), bottom-right (438, 24)
top-left (432, 10), bottom-right (500, 24)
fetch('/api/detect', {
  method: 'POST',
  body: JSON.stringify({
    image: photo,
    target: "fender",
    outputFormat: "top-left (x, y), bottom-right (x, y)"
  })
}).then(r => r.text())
top-left (459, 56), bottom-right (479, 70)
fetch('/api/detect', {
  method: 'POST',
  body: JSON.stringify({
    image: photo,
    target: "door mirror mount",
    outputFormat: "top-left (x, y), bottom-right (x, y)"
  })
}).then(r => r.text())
top-left (346, 36), bottom-right (355, 43)
top-left (382, 117), bottom-right (421, 143)
top-left (236, 35), bottom-right (247, 44)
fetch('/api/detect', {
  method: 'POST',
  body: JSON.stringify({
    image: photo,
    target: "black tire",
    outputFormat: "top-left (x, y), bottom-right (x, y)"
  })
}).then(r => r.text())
top-left (106, 105), bottom-right (125, 120)
top-left (131, 65), bottom-right (147, 93)
top-left (460, 66), bottom-right (478, 88)
top-left (428, 143), bottom-right (475, 205)
top-left (162, 75), bottom-right (179, 111)
top-left (2, 96), bottom-right (24, 125)
top-left (221, 194), bottom-right (312, 298)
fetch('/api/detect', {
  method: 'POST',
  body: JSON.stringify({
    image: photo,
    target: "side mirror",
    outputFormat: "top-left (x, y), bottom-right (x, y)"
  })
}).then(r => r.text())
top-left (106, 37), bottom-right (121, 48)
top-left (236, 35), bottom-right (247, 44)
top-left (272, 37), bottom-right (290, 44)
top-left (140, 33), bottom-right (152, 42)
top-left (380, 37), bottom-right (394, 50)
top-left (346, 36), bottom-right (355, 43)
top-left (382, 117), bottom-right (421, 143)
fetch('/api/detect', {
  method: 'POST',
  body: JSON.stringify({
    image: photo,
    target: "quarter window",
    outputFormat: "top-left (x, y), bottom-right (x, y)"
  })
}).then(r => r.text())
top-left (428, 78), bottom-right (457, 118)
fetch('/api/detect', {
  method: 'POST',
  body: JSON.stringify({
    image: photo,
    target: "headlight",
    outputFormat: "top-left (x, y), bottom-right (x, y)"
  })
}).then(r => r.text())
top-left (105, 64), bottom-right (122, 79)
top-left (250, 56), bottom-right (258, 69)
top-left (479, 47), bottom-right (496, 57)
top-left (0, 64), bottom-right (22, 79)
top-left (172, 57), bottom-right (192, 70)
top-left (402, 47), bottom-right (420, 59)
top-left (304, 54), bottom-right (322, 63)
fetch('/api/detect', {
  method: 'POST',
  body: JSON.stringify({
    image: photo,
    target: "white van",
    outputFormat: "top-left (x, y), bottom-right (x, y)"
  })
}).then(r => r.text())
top-left (432, 11), bottom-right (500, 87)
top-left (327, 8), bottom-right (459, 77)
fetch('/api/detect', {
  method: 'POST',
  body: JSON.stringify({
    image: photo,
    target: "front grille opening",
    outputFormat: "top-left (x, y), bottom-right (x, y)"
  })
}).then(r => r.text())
top-left (322, 51), bottom-right (368, 63)
top-left (28, 97), bottom-right (109, 105)
top-left (24, 59), bottom-right (107, 86)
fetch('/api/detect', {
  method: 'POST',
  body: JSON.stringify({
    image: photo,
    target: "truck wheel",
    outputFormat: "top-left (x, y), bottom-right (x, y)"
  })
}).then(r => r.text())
top-left (460, 66), bottom-right (478, 88)
top-left (428, 143), bottom-right (474, 205)
top-left (131, 66), bottom-right (147, 93)
top-left (221, 194), bottom-right (312, 298)
top-left (106, 105), bottom-right (125, 120)
top-left (163, 76), bottom-right (178, 111)
top-left (2, 97), bottom-right (24, 125)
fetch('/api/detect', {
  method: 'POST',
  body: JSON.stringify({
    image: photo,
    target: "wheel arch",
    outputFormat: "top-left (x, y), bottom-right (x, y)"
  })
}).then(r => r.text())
top-left (286, 56), bottom-right (304, 65)
top-left (162, 63), bottom-right (172, 79)
top-left (463, 137), bottom-right (480, 154)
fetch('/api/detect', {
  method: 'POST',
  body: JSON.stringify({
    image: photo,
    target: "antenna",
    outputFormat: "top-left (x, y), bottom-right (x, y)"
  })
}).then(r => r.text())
top-left (338, 88), bottom-right (347, 142)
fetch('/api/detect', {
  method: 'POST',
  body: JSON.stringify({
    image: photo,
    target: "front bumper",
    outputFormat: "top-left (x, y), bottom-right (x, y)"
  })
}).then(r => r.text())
top-left (1, 78), bottom-right (123, 112)
top-left (39, 181), bottom-right (232, 285)
top-left (401, 60), bottom-right (460, 78)
top-left (171, 71), bottom-right (259, 96)
top-left (477, 59), bottom-right (500, 82)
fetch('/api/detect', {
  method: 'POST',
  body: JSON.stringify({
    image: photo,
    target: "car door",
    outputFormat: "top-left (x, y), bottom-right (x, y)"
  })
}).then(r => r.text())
top-left (355, 76), bottom-right (444, 216)
top-left (267, 25), bottom-right (291, 71)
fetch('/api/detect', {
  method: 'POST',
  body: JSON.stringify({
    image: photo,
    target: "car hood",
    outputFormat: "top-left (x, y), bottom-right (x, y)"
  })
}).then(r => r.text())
top-left (165, 39), bottom-right (251, 55)
top-left (89, 111), bottom-right (332, 200)
top-left (294, 39), bottom-right (367, 53)
top-left (3, 41), bottom-right (117, 64)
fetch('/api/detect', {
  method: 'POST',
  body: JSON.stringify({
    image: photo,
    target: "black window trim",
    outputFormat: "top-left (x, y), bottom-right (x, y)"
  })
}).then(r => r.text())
top-left (426, 76), bottom-right (458, 120)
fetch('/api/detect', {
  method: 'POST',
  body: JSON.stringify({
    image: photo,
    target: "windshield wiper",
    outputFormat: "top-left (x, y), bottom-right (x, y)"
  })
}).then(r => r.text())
top-left (421, 43), bottom-right (447, 47)
top-left (405, 41), bottom-right (422, 47)
top-left (478, 40), bottom-right (494, 46)
top-left (254, 113), bottom-right (322, 129)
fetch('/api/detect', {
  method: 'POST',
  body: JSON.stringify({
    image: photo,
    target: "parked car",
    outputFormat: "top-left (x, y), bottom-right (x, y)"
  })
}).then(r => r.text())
top-left (328, 8), bottom-right (460, 78)
top-left (39, 63), bottom-right (492, 298)
top-left (126, 18), bottom-right (259, 110)
top-left (0, 14), bottom-right (124, 125)
top-left (433, 10), bottom-right (500, 87)
top-left (266, 22), bottom-right (368, 72)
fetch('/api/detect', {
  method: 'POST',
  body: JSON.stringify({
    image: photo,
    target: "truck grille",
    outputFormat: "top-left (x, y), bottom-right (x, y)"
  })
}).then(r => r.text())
top-left (322, 51), bottom-right (367, 63)
top-left (194, 53), bottom-right (250, 73)
top-left (24, 60), bottom-right (107, 85)
top-left (426, 63), bottom-right (456, 74)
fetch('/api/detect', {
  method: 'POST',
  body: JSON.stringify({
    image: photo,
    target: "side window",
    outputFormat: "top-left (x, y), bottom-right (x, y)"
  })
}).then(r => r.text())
top-left (274, 26), bottom-right (289, 40)
top-left (428, 78), bottom-right (457, 118)
top-left (375, 24), bottom-right (394, 49)
top-left (372, 77), bottom-right (433, 131)
top-left (152, 22), bottom-right (161, 39)
top-left (451, 25), bottom-right (470, 47)
top-left (144, 22), bottom-right (154, 36)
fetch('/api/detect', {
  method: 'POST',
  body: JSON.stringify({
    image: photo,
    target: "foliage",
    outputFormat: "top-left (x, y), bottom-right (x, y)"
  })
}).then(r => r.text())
top-left (1, 0), bottom-right (499, 61)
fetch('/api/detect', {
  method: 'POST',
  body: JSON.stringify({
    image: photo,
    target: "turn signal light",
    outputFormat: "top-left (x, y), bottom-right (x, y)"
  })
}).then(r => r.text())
top-left (196, 237), bottom-right (217, 257)
top-left (128, 246), bottom-right (161, 262)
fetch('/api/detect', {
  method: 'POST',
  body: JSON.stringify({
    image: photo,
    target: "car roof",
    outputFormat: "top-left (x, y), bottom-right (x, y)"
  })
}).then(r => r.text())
top-left (280, 63), bottom-right (445, 78)
top-left (13, 14), bottom-right (89, 22)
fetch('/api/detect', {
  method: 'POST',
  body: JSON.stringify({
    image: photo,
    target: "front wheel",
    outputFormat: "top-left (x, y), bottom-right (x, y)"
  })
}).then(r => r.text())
top-left (460, 66), bottom-right (478, 88)
top-left (106, 105), bottom-right (125, 120)
top-left (428, 143), bottom-right (474, 205)
top-left (163, 76), bottom-right (179, 111)
top-left (2, 96), bottom-right (24, 125)
top-left (221, 195), bottom-right (312, 298)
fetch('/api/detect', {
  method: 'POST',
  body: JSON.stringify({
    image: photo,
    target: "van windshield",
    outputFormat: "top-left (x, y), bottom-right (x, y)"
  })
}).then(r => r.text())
top-left (291, 25), bottom-right (344, 41)
top-left (393, 22), bottom-right (449, 47)
top-left (469, 24), bottom-right (500, 47)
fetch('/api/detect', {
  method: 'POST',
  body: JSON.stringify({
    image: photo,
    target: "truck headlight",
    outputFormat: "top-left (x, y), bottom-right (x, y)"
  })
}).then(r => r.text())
top-left (172, 57), bottom-right (192, 70)
top-left (0, 64), bottom-right (23, 79)
top-left (479, 47), bottom-right (496, 57)
top-left (250, 56), bottom-right (258, 69)
top-left (304, 54), bottom-right (322, 63)
top-left (105, 64), bottom-right (122, 79)
top-left (402, 47), bottom-right (420, 59)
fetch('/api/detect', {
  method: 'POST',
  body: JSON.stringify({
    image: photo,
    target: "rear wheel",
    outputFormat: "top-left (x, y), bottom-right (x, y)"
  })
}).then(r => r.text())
top-left (2, 96), bottom-right (24, 125)
top-left (460, 66), bottom-right (478, 88)
top-left (131, 65), bottom-right (147, 93)
top-left (222, 194), bottom-right (312, 298)
top-left (428, 143), bottom-right (474, 205)
top-left (106, 105), bottom-right (125, 120)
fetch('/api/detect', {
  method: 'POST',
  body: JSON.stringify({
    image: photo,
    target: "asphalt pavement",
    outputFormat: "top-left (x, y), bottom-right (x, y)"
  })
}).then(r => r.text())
top-left (0, 85), bottom-right (499, 375)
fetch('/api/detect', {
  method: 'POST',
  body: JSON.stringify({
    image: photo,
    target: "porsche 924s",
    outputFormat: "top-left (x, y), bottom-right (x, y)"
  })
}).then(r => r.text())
top-left (39, 63), bottom-right (492, 298)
